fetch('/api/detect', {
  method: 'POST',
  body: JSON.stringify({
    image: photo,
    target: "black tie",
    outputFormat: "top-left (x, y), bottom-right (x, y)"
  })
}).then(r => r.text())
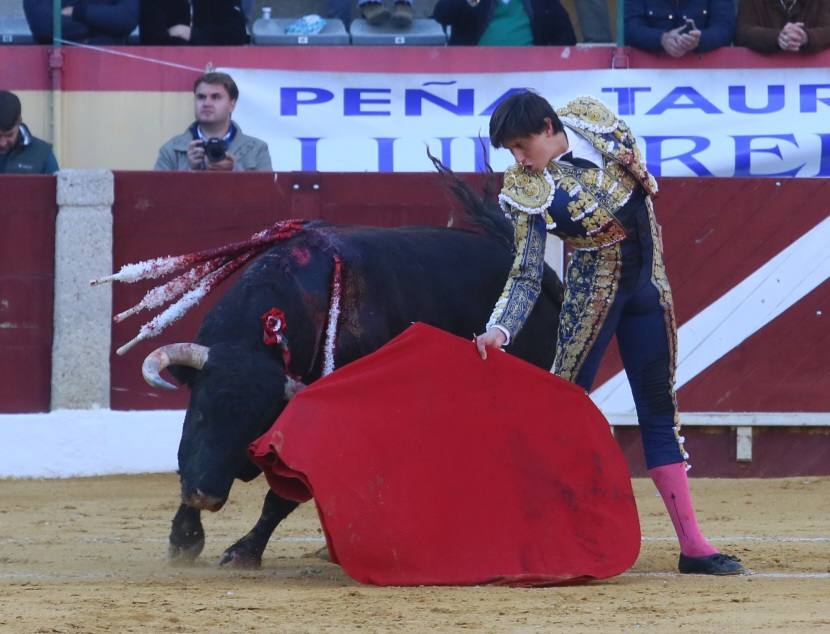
top-left (559, 151), bottom-right (598, 169)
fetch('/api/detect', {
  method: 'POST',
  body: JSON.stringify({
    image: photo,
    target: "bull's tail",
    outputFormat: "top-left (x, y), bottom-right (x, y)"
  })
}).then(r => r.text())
top-left (427, 149), bottom-right (513, 251)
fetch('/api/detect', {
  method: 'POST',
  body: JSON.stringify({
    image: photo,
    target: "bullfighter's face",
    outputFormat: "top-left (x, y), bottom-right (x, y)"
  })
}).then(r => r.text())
top-left (503, 118), bottom-right (565, 174)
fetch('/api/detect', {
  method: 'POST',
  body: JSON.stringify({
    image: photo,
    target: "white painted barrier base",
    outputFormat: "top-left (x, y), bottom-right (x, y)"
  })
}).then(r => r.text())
top-left (1, 410), bottom-right (828, 479)
top-left (0, 410), bottom-right (183, 478)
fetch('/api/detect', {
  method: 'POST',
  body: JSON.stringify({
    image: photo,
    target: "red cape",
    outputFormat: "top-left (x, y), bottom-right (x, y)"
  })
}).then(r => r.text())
top-left (249, 323), bottom-right (640, 586)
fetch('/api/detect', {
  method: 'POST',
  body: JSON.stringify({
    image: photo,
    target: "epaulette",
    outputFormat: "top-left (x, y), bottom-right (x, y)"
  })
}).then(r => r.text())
top-left (498, 163), bottom-right (555, 215)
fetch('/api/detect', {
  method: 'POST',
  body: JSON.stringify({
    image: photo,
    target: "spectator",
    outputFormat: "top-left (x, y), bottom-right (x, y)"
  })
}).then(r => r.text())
top-left (155, 72), bottom-right (271, 172)
top-left (139, 0), bottom-right (191, 45)
top-left (190, 0), bottom-right (249, 44)
top-left (433, 0), bottom-right (577, 46)
top-left (0, 91), bottom-right (59, 175)
top-left (23, 0), bottom-right (139, 45)
top-left (736, 0), bottom-right (830, 53)
top-left (574, 0), bottom-right (613, 42)
top-left (340, 0), bottom-right (415, 27)
top-left (624, 0), bottom-right (735, 57)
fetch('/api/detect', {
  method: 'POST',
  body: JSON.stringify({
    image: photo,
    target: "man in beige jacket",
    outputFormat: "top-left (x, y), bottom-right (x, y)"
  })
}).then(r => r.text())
top-left (155, 71), bottom-right (272, 172)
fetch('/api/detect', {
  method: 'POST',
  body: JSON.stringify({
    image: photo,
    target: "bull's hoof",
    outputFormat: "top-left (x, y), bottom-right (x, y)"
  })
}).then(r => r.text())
top-left (219, 544), bottom-right (263, 569)
top-left (167, 538), bottom-right (205, 565)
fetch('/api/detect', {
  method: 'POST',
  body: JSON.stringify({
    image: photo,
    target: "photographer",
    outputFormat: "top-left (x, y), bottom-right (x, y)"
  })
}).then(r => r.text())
top-left (155, 72), bottom-right (271, 172)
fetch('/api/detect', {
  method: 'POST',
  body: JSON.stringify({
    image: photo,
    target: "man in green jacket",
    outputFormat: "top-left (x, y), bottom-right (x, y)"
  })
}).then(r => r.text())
top-left (0, 91), bottom-right (59, 175)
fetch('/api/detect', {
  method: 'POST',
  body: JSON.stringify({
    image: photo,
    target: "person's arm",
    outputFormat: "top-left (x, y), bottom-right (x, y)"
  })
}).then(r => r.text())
top-left (485, 210), bottom-right (547, 346)
top-left (252, 141), bottom-right (273, 171)
top-left (139, 0), bottom-right (190, 44)
top-left (735, 0), bottom-right (780, 51)
top-left (432, 0), bottom-right (474, 26)
top-left (22, 0), bottom-right (90, 42)
top-left (802, 1), bottom-right (830, 52)
top-left (695, 0), bottom-right (736, 52)
top-left (73, 0), bottom-right (139, 37)
top-left (623, 0), bottom-right (668, 51)
top-left (537, 0), bottom-right (577, 45)
top-left (44, 150), bottom-right (59, 175)
top-left (153, 145), bottom-right (176, 171)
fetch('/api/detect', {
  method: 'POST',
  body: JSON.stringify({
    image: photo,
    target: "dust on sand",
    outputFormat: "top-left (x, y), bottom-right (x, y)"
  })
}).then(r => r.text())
top-left (1, 475), bottom-right (828, 633)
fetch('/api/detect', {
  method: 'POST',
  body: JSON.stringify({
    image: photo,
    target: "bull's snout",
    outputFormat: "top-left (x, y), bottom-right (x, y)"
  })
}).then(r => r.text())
top-left (183, 488), bottom-right (227, 512)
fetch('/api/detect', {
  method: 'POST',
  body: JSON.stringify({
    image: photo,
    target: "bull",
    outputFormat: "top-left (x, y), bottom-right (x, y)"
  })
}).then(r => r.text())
top-left (132, 182), bottom-right (564, 567)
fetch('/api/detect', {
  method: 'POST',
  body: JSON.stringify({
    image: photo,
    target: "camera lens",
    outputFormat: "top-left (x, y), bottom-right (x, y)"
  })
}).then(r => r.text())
top-left (204, 138), bottom-right (227, 162)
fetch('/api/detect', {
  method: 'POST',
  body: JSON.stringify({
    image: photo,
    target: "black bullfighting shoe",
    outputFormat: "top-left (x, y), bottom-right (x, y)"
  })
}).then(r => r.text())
top-left (678, 553), bottom-right (747, 575)
top-left (361, 2), bottom-right (391, 25)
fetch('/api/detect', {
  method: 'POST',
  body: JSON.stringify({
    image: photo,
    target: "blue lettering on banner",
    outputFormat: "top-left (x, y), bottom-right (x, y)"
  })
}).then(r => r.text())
top-left (728, 85), bottom-right (785, 114)
top-left (344, 89), bottom-right (392, 116)
top-left (600, 87), bottom-right (652, 115)
top-left (817, 133), bottom-right (830, 177)
top-left (405, 87), bottom-right (475, 116)
top-left (472, 136), bottom-right (491, 173)
top-left (299, 138), bottom-right (320, 171)
top-left (646, 87), bottom-right (722, 115)
top-left (436, 137), bottom-right (454, 169)
top-left (280, 88), bottom-right (334, 116)
top-left (641, 136), bottom-right (712, 177)
top-left (375, 138), bottom-right (397, 172)
top-left (732, 134), bottom-right (804, 177)
top-left (799, 84), bottom-right (830, 113)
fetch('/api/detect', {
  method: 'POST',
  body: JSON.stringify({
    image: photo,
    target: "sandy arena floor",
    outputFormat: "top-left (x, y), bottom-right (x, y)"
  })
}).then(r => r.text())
top-left (0, 474), bottom-right (828, 633)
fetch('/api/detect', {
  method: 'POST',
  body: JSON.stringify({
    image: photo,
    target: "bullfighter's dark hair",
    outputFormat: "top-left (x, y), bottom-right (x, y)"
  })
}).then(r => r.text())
top-left (193, 72), bottom-right (240, 102)
top-left (0, 90), bottom-right (22, 132)
top-left (489, 90), bottom-right (563, 149)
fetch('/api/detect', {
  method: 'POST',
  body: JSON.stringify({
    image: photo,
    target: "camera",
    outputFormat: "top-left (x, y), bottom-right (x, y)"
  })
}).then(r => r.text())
top-left (679, 18), bottom-right (696, 34)
top-left (203, 137), bottom-right (227, 162)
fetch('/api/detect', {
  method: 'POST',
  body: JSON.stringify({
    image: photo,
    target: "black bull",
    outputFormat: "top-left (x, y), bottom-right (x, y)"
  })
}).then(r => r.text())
top-left (147, 221), bottom-right (564, 567)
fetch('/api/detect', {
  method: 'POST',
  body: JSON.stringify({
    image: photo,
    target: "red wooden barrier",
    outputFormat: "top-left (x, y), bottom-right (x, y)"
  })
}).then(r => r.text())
top-left (0, 176), bottom-right (56, 413)
top-left (2, 173), bottom-right (824, 474)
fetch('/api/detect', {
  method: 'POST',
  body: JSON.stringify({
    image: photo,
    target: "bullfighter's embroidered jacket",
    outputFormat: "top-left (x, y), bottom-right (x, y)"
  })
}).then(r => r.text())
top-left (486, 96), bottom-right (660, 343)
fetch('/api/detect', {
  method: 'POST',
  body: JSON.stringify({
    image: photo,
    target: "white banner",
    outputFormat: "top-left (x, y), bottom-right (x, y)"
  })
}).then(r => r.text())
top-left (227, 66), bottom-right (830, 176)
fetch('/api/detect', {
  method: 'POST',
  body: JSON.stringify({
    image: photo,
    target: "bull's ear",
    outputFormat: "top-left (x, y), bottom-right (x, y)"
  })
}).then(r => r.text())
top-left (167, 365), bottom-right (199, 387)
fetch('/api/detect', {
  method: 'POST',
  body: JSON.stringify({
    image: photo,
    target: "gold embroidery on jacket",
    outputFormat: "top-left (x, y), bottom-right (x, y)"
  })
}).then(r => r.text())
top-left (485, 211), bottom-right (546, 341)
top-left (554, 245), bottom-right (621, 381)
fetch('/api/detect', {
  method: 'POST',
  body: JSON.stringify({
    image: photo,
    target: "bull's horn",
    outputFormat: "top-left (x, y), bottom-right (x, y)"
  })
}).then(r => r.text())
top-left (142, 343), bottom-right (210, 391)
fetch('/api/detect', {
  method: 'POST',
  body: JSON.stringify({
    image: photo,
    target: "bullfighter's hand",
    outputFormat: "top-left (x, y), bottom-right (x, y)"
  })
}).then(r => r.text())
top-left (476, 327), bottom-right (507, 361)
top-left (187, 139), bottom-right (206, 170)
top-left (206, 152), bottom-right (236, 172)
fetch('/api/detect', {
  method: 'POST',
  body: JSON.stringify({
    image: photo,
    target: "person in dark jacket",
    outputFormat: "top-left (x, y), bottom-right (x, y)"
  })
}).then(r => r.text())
top-left (0, 91), bottom-right (59, 175)
top-left (190, 0), bottom-right (249, 45)
top-left (139, 0), bottom-right (191, 45)
top-left (433, 0), bottom-right (576, 46)
top-left (23, 0), bottom-right (139, 45)
top-left (736, 0), bottom-right (830, 53)
top-left (624, 0), bottom-right (735, 56)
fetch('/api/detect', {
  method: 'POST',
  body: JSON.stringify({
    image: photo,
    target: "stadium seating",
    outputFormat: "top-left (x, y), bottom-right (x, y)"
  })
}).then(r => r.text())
top-left (0, 0), bottom-right (33, 44)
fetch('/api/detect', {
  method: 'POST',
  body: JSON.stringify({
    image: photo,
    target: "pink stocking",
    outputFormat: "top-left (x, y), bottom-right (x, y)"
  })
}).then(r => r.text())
top-left (648, 462), bottom-right (718, 557)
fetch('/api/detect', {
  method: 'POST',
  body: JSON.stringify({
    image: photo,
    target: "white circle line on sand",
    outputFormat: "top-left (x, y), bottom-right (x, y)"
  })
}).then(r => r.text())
top-left (641, 536), bottom-right (830, 543)
top-left (0, 535), bottom-right (827, 546)
top-left (1, 571), bottom-right (829, 582)
top-left (625, 572), bottom-right (830, 579)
